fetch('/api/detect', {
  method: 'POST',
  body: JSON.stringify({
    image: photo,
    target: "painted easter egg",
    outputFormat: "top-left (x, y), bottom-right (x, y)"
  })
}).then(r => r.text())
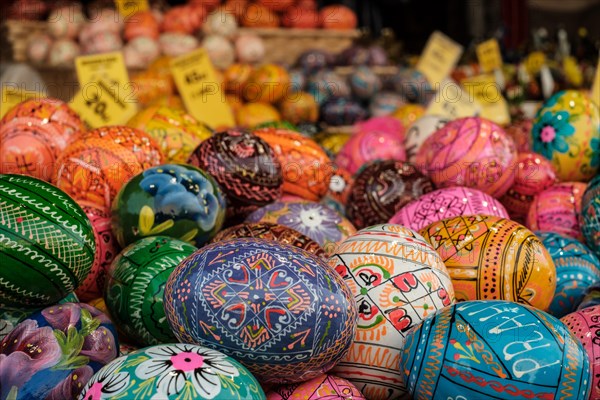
top-left (75, 204), bottom-right (119, 302)
top-left (537, 231), bottom-right (600, 318)
top-left (0, 174), bottom-right (95, 309)
top-left (531, 90), bottom-right (600, 182)
top-left (236, 103), bottom-right (282, 128)
top-left (581, 175), bottom-right (600, 257)
top-left (254, 128), bottom-right (332, 201)
top-left (350, 66), bottom-right (382, 100)
top-left (0, 303), bottom-right (118, 400)
top-left (211, 222), bottom-right (325, 258)
top-left (163, 238), bottom-right (357, 383)
top-left (400, 300), bottom-right (591, 400)
top-left (392, 104), bottom-right (425, 129)
top-left (204, 8), bottom-right (238, 38)
top-left (306, 70), bottom-right (351, 105)
top-left (127, 106), bottom-right (213, 163)
top-left (499, 152), bottom-right (557, 222)
top-left (124, 10), bottom-right (160, 40)
top-left (78, 343), bottom-right (265, 400)
top-left (224, 63), bottom-right (254, 95)
top-left (369, 92), bottom-right (406, 117)
top-left (112, 164), bottom-right (226, 248)
top-left (0, 98), bottom-right (85, 181)
top-left (404, 114), bottom-right (450, 163)
top-left (420, 215), bottom-right (556, 310)
top-left (319, 5), bottom-right (357, 29)
top-left (241, 4), bottom-right (280, 28)
top-left (202, 34), bottom-right (236, 70)
top-left (392, 68), bottom-right (434, 106)
top-left (267, 374), bottom-right (365, 400)
top-left (336, 129), bottom-right (406, 175)
top-left (297, 50), bottom-right (332, 73)
top-left (329, 224), bottom-right (455, 399)
top-left (104, 236), bottom-right (196, 346)
top-left (526, 182), bottom-right (586, 241)
top-left (416, 116), bottom-right (517, 197)
top-left (188, 129), bottom-right (282, 221)
top-left (321, 97), bottom-right (368, 126)
top-left (235, 34), bottom-right (265, 63)
top-left (561, 305), bottom-right (600, 400)
top-left (244, 64), bottom-right (290, 103)
top-left (314, 131), bottom-right (352, 158)
top-left (279, 91), bottom-right (319, 124)
top-left (390, 186), bottom-right (509, 232)
top-left (346, 160), bottom-right (434, 229)
top-left (48, 39), bottom-right (80, 66)
top-left (246, 200), bottom-right (356, 256)
top-left (506, 119), bottom-right (533, 152)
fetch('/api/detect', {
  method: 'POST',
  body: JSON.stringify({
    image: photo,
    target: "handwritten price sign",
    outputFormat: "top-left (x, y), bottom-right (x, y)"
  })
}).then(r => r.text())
top-left (476, 39), bottom-right (503, 73)
top-left (416, 31), bottom-right (464, 87)
top-left (70, 80), bottom-right (137, 128)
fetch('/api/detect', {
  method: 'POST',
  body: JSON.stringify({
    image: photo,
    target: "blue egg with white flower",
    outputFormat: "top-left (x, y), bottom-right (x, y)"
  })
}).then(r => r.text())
top-left (78, 343), bottom-right (266, 400)
top-left (112, 164), bottom-right (227, 248)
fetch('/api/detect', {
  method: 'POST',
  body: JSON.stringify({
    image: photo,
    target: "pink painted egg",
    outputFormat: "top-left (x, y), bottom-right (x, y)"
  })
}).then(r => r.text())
top-left (336, 130), bottom-right (406, 175)
top-left (267, 374), bottom-right (366, 400)
top-left (499, 152), bottom-right (557, 221)
top-left (389, 186), bottom-right (509, 232)
top-left (415, 117), bottom-right (517, 198)
top-left (526, 182), bottom-right (586, 241)
top-left (560, 305), bottom-right (600, 400)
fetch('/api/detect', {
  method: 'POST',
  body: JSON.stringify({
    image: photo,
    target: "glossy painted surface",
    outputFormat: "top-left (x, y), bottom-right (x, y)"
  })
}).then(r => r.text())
top-left (0, 303), bottom-right (118, 400)
top-left (537, 231), bottom-right (600, 318)
top-left (164, 238), bottom-right (357, 384)
top-left (329, 224), bottom-right (455, 400)
top-left (420, 215), bottom-right (556, 310)
top-left (78, 344), bottom-right (266, 400)
top-left (581, 175), bottom-right (600, 257)
top-left (112, 164), bottom-right (226, 248)
top-left (400, 301), bottom-right (591, 400)
top-left (105, 236), bottom-right (197, 346)
top-left (0, 174), bottom-right (95, 308)
top-left (336, 129), bottom-right (406, 175)
top-left (267, 374), bottom-right (365, 400)
top-left (404, 114), bottom-right (450, 163)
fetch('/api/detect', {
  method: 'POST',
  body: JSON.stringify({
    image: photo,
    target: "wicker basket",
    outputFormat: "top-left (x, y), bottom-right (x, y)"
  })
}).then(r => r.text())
top-left (5, 20), bottom-right (48, 63)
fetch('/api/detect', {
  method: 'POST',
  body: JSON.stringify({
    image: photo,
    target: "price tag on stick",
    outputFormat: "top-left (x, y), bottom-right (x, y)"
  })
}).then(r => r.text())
top-left (416, 31), bottom-right (464, 87)
top-left (170, 48), bottom-right (235, 129)
top-left (476, 39), bottom-right (503, 73)
top-left (114, 0), bottom-right (149, 18)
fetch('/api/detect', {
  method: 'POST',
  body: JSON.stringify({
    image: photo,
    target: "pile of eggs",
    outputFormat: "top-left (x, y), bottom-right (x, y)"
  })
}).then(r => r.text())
top-left (1, 57), bottom-right (600, 399)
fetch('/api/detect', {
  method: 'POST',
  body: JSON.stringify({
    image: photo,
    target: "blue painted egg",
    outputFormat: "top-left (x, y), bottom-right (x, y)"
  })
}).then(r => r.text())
top-left (581, 175), bottom-right (600, 258)
top-left (321, 97), bottom-right (368, 127)
top-left (0, 302), bottom-right (118, 400)
top-left (537, 231), bottom-right (600, 318)
top-left (400, 300), bottom-right (591, 400)
top-left (164, 238), bottom-right (357, 384)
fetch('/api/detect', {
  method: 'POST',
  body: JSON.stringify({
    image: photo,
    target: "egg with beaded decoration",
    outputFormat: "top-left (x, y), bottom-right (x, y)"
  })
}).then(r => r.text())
top-left (111, 164), bottom-right (226, 248)
top-left (0, 303), bottom-right (118, 400)
top-left (279, 91), bottom-right (319, 124)
top-left (77, 343), bottom-right (265, 400)
top-left (267, 374), bottom-right (365, 400)
top-left (329, 224), bottom-right (455, 400)
top-left (244, 63), bottom-right (291, 103)
top-left (416, 117), bottom-right (518, 198)
top-left (369, 91), bottom-right (406, 117)
top-left (0, 174), bottom-right (95, 309)
top-left (400, 300), bottom-right (591, 400)
top-left (392, 68), bottom-right (434, 106)
top-left (163, 238), bottom-right (358, 384)
top-left (404, 114), bottom-right (450, 163)
top-left (526, 182), bottom-right (586, 241)
top-left (581, 175), bottom-right (600, 258)
top-left (346, 160), bottom-right (434, 230)
top-left (389, 186), bottom-right (509, 232)
top-left (420, 215), bottom-right (556, 310)
top-left (0, 97), bottom-right (85, 181)
top-left (321, 165), bottom-right (354, 215)
top-left (349, 66), bottom-right (382, 100)
top-left (336, 129), bottom-right (406, 175)
top-left (188, 129), bottom-right (283, 222)
top-left (104, 236), bottom-right (197, 346)
top-left (499, 152), bottom-right (557, 222)
top-left (321, 97), bottom-right (368, 127)
top-left (561, 305), bottom-right (600, 400)
top-left (127, 106), bottom-right (213, 163)
top-left (531, 90), bottom-right (600, 182)
top-left (537, 231), bottom-right (600, 318)
top-left (306, 70), bottom-right (351, 105)
top-left (254, 127), bottom-right (332, 201)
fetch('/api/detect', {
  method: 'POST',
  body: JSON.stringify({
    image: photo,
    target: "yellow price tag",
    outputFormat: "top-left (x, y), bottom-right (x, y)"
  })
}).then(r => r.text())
top-left (592, 57), bottom-right (600, 108)
top-left (75, 52), bottom-right (130, 89)
top-left (525, 51), bottom-right (547, 75)
top-left (170, 48), bottom-right (235, 129)
top-left (426, 79), bottom-right (481, 119)
top-left (70, 80), bottom-right (138, 128)
top-left (114, 0), bottom-right (149, 18)
top-left (563, 56), bottom-right (583, 87)
top-left (416, 31), bottom-right (464, 86)
top-left (476, 39), bottom-right (503, 73)
top-left (461, 74), bottom-right (509, 125)
top-left (1, 86), bottom-right (45, 118)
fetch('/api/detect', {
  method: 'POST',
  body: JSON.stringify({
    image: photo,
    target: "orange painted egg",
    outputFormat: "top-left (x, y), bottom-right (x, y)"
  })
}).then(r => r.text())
top-left (279, 91), bottom-right (319, 124)
top-left (236, 102), bottom-right (281, 128)
top-left (244, 64), bottom-right (291, 103)
top-left (224, 63), bottom-right (254, 96)
top-left (319, 5), bottom-right (357, 30)
top-left (241, 3), bottom-right (280, 28)
top-left (124, 11), bottom-right (159, 41)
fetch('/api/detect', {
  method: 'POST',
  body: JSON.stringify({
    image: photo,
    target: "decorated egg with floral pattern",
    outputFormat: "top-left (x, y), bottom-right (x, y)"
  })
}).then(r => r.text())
top-left (0, 174), bottom-right (95, 309)
top-left (246, 200), bottom-right (356, 256)
top-left (329, 224), bottom-right (455, 399)
top-left (531, 90), bottom-right (600, 182)
top-left (0, 98), bottom-right (85, 181)
top-left (111, 164), bottom-right (226, 248)
top-left (526, 182), bottom-right (586, 241)
top-left (1, 303), bottom-right (118, 400)
top-left (537, 231), bottom-right (600, 318)
top-left (267, 374), bottom-right (365, 400)
top-left (581, 175), bottom-right (600, 257)
top-left (416, 117), bottom-right (517, 198)
top-left (127, 106), bottom-right (213, 163)
top-left (188, 129), bottom-right (282, 221)
top-left (78, 343), bottom-right (265, 400)
top-left (164, 238), bottom-right (357, 384)
top-left (104, 236), bottom-right (197, 346)
top-left (420, 215), bottom-right (556, 310)
top-left (401, 300), bottom-right (591, 400)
